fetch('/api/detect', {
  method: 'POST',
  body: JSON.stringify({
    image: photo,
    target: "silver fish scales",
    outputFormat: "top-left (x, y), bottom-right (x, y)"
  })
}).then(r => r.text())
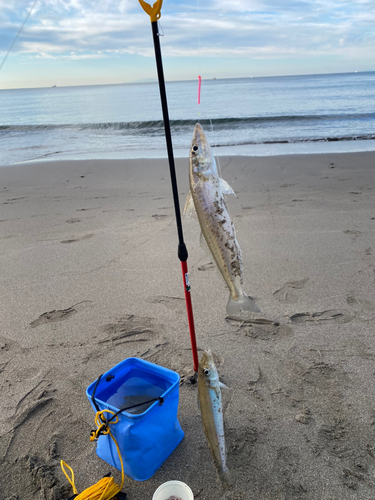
top-left (198, 350), bottom-right (230, 488)
top-left (184, 123), bottom-right (260, 318)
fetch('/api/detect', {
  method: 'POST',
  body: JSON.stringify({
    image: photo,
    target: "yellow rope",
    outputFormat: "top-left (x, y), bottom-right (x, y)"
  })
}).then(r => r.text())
top-left (61, 410), bottom-right (125, 500)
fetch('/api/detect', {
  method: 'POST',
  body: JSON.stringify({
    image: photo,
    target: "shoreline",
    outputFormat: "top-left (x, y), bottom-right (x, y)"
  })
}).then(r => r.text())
top-left (1, 152), bottom-right (375, 499)
top-left (2, 138), bottom-right (375, 168)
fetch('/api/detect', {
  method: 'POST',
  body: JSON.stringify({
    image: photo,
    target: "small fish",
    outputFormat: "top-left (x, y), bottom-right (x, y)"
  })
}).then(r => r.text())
top-left (198, 350), bottom-right (230, 488)
top-left (184, 123), bottom-right (260, 318)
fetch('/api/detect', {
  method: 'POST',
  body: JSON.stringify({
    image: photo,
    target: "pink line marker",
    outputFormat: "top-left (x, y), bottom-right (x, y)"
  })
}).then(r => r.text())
top-left (198, 75), bottom-right (201, 104)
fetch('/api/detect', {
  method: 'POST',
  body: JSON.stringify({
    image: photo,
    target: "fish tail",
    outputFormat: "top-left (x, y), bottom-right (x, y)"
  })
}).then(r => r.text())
top-left (226, 293), bottom-right (260, 318)
top-left (218, 466), bottom-right (232, 490)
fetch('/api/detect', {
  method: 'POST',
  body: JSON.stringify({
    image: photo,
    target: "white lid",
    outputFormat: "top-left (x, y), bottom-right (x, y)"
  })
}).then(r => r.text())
top-left (152, 480), bottom-right (194, 500)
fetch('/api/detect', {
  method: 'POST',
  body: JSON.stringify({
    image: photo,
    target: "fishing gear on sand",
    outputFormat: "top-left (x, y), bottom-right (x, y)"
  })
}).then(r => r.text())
top-left (60, 411), bottom-right (126, 500)
top-left (138, 0), bottom-right (199, 373)
top-left (61, 377), bottom-right (161, 499)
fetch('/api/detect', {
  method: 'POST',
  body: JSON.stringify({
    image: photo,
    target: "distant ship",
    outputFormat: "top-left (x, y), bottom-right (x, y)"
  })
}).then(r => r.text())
top-left (52, 84), bottom-right (57, 87)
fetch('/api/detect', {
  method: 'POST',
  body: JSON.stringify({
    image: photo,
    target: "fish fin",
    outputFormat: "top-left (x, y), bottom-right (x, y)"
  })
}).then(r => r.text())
top-left (226, 293), bottom-right (261, 318)
top-left (215, 155), bottom-right (222, 179)
top-left (183, 191), bottom-right (196, 218)
top-left (219, 178), bottom-right (236, 197)
top-left (219, 381), bottom-right (229, 390)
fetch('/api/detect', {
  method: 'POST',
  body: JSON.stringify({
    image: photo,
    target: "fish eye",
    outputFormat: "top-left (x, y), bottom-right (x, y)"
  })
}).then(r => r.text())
top-left (192, 144), bottom-right (198, 153)
top-left (203, 368), bottom-right (210, 375)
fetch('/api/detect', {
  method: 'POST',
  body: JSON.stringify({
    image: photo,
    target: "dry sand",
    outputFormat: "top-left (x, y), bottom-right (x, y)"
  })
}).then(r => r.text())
top-left (0, 152), bottom-right (375, 500)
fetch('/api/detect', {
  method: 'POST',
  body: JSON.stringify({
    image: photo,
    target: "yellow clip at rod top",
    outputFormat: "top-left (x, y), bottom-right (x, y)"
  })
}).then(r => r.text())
top-left (138, 0), bottom-right (163, 22)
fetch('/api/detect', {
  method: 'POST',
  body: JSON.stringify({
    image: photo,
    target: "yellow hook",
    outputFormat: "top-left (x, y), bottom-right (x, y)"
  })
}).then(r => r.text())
top-left (138, 0), bottom-right (163, 22)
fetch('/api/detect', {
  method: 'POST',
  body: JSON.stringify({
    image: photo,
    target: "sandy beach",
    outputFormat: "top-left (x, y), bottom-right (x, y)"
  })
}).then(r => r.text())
top-left (1, 151), bottom-right (375, 500)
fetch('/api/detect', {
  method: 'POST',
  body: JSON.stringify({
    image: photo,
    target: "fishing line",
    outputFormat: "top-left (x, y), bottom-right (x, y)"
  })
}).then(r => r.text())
top-left (210, 117), bottom-right (222, 178)
top-left (0, 0), bottom-right (38, 73)
top-left (195, 0), bottom-right (222, 176)
top-left (197, 0), bottom-right (201, 77)
top-left (157, 21), bottom-right (164, 36)
top-left (195, 0), bottom-right (221, 177)
top-left (197, 0), bottom-right (201, 114)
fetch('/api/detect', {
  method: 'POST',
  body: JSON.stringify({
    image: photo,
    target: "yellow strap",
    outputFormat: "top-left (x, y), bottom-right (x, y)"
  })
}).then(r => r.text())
top-left (61, 410), bottom-right (125, 500)
top-left (61, 460), bottom-right (78, 495)
top-left (138, 0), bottom-right (163, 22)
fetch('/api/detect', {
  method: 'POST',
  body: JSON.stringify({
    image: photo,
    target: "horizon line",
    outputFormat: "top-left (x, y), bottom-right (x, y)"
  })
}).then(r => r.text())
top-left (1, 69), bottom-right (374, 92)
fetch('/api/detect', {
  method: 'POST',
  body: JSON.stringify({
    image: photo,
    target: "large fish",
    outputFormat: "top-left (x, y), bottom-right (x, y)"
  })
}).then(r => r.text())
top-left (198, 350), bottom-right (230, 488)
top-left (184, 123), bottom-right (260, 318)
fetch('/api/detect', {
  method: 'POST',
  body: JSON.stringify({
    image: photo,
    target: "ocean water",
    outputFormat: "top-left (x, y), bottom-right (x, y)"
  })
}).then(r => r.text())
top-left (1, 71), bottom-right (375, 166)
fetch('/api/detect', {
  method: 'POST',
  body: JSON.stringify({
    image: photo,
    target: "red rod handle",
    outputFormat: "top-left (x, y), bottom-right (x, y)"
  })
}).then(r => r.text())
top-left (181, 260), bottom-right (199, 372)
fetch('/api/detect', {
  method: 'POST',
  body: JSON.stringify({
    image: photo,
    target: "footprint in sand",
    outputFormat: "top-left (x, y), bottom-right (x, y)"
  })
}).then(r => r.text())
top-left (341, 466), bottom-right (365, 490)
top-left (272, 446), bottom-right (307, 494)
top-left (316, 412), bottom-right (371, 490)
top-left (3, 197), bottom-right (27, 205)
top-left (198, 260), bottom-right (215, 271)
top-left (289, 309), bottom-right (354, 325)
top-left (226, 426), bottom-right (258, 469)
top-left (65, 218), bottom-right (81, 224)
top-left (273, 278), bottom-right (309, 304)
top-left (3, 375), bottom-right (55, 454)
top-left (2, 402), bottom-right (68, 500)
top-left (343, 229), bottom-right (362, 241)
top-left (346, 292), bottom-right (373, 311)
top-left (226, 317), bottom-right (293, 340)
top-left (30, 301), bottom-right (92, 328)
top-left (150, 295), bottom-right (185, 313)
top-left (0, 218), bottom-right (21, 222)
top-left (76, 207), bottom-right (100, 212)
top-left (152, 213), bottom-right (168, 220)
top-left (60, 233), bottom-right (94, 243)
top-left (316, 418), bottom-right (365, 471)
top-left (8, 379), bottom-right (76, 499)
top-left (99, 314), bottom-right (155, 345)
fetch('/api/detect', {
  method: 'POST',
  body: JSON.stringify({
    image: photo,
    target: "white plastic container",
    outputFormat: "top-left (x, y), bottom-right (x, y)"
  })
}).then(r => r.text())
top-left (152, 480), bottom-right (194, 500)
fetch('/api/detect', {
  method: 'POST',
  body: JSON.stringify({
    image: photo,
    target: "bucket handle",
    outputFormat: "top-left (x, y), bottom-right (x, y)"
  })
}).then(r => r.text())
top-left (91, 374), bottom-right (164, 428)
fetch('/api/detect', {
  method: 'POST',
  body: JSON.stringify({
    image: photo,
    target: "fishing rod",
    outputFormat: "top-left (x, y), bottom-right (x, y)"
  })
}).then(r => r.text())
top-left (138, 0), bottom-right (199, 374)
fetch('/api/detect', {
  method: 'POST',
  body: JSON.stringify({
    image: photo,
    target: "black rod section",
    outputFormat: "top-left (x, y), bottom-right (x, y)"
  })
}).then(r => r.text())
top-left (151, 20), bottom-right (188, 262)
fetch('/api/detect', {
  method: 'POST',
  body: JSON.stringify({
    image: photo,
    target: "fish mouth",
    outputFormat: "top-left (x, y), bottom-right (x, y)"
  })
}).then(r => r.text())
top-left (193, 123), bottom-right (211, 160)
top-left (193, 123), bottom-right (206, 146)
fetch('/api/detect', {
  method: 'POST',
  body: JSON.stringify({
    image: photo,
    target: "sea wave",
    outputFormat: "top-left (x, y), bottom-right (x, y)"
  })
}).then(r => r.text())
top-left (215, 134), bottom-right (375, 147)
top-left (1, 112), bottom-right (375, 134)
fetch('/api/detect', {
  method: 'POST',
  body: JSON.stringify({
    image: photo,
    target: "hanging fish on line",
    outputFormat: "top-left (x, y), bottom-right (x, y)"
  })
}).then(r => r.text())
top-left (198, 350), bottom-right (231, 489)
top-left (184, 123), bottom-right (260, 318)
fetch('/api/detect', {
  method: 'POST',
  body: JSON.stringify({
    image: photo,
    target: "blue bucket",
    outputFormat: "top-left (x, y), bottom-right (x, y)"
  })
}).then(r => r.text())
top-left (86, 358), bottom-right (184, 481)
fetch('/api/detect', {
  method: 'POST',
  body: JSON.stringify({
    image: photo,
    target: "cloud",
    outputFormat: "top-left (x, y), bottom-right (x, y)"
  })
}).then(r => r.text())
top-left (0, 0), bottom-right (374, 65)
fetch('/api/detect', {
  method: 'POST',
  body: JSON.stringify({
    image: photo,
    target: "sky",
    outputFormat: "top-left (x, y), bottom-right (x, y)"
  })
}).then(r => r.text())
top-left (0, 0), bottom-right (374, 89)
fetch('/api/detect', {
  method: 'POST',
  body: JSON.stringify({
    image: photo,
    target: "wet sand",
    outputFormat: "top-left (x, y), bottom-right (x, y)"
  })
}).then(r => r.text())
top-left (1, 152), bottom-right (375, 500)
